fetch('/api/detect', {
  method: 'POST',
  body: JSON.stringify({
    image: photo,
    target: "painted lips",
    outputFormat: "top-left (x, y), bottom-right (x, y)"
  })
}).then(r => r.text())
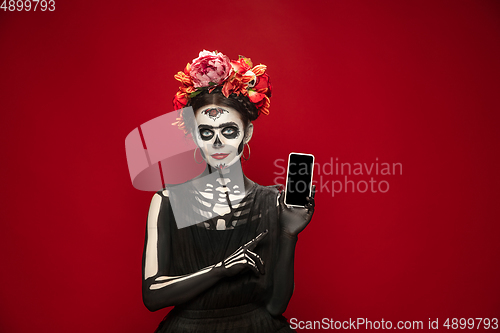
top-left (211, 153), bottom-right (229, 160)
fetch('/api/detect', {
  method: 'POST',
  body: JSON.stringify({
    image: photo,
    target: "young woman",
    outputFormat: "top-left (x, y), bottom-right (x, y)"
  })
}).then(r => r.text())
top-left (142, 50), bottom-right (315, 332)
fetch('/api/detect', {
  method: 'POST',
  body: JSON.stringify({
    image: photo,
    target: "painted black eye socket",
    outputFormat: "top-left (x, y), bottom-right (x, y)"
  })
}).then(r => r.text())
top-left (199, 128), bottom-right (215, 141)
top-left (221, 126), bottom-right (239, 139)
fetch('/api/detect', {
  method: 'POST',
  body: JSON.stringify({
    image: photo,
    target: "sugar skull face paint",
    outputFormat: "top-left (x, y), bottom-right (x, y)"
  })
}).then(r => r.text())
top-left (201, 107), bottom-right (229, 121)
top-left (194, 104), bottom-right (252, 169)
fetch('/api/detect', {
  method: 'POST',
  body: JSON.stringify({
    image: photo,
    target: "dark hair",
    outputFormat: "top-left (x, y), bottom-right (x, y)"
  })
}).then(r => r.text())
top-left (188, 86), bottom-right (259, 124)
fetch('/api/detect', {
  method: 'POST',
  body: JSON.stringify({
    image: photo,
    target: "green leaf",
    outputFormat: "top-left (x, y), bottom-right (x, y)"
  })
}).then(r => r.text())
top-left (208, 82), bottom-right (217, 86)
top-left (189, 90), bottom-right (203, 98)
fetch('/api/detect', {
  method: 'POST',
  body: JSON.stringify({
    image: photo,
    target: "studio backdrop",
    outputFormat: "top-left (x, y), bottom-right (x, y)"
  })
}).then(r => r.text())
top-left (1, 1), bottom-right (499, 332)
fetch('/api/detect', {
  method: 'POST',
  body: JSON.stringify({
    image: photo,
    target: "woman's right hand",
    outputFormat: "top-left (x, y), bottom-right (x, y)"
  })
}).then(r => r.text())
top-left (218, 230), bottom-right (268, 277)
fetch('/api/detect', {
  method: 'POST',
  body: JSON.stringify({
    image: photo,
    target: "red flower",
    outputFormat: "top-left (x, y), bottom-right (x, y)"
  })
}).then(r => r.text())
top-left (254, 73), bottom-right (271, 94)
top-left (230, 57), bottom-right (253, 74)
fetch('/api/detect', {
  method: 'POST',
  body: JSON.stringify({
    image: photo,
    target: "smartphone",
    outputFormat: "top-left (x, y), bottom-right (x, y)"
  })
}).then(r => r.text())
top-left (284, 153), bottom-right (315, 207)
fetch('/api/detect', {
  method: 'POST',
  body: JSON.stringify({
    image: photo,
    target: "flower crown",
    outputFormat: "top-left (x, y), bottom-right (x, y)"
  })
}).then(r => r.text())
top-left (173, 50), bottom-right (272, 132)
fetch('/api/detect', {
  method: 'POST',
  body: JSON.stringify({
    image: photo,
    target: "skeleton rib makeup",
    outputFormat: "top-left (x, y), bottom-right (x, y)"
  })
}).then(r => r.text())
top-left (194, 104), bottom-right (250, 169)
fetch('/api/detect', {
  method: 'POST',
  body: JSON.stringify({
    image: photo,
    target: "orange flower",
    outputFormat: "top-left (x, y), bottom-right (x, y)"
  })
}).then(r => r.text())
top-left (174, 71), bottom-right (192, 86)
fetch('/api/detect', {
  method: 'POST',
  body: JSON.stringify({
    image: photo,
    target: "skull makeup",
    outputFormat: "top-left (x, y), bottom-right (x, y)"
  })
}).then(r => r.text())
top-left (194, 104), bottom-right (253, 169)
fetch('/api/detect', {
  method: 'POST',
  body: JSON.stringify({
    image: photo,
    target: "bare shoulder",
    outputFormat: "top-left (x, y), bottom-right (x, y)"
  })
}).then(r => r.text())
top-left (160, 188), bottom-right (170, 197)
top-left (150, 188), bottom-right (170, 202)
top-left (147, 189), bottom-right (169, 219)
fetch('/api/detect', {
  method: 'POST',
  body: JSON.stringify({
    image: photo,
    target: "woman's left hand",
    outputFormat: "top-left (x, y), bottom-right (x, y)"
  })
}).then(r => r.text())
top-left (279, 185), bottom-right (316, 237)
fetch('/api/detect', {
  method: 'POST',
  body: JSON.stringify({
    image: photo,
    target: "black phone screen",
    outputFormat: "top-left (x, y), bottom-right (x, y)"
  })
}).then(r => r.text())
top-left (285, 153), bottom-right (314, 206)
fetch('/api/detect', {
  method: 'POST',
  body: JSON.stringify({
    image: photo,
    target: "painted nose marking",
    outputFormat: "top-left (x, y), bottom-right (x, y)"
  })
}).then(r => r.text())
top-left (213, 134), bottom-right (222, 148)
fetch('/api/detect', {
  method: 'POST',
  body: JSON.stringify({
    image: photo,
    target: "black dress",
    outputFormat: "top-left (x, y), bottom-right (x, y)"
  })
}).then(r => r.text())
top-left (150, 183), bottom-right (296, 333)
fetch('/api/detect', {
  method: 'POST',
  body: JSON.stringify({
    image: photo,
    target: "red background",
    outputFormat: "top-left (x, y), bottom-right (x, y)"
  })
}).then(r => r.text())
top-left (1, 1), bottom-right (499, 332)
